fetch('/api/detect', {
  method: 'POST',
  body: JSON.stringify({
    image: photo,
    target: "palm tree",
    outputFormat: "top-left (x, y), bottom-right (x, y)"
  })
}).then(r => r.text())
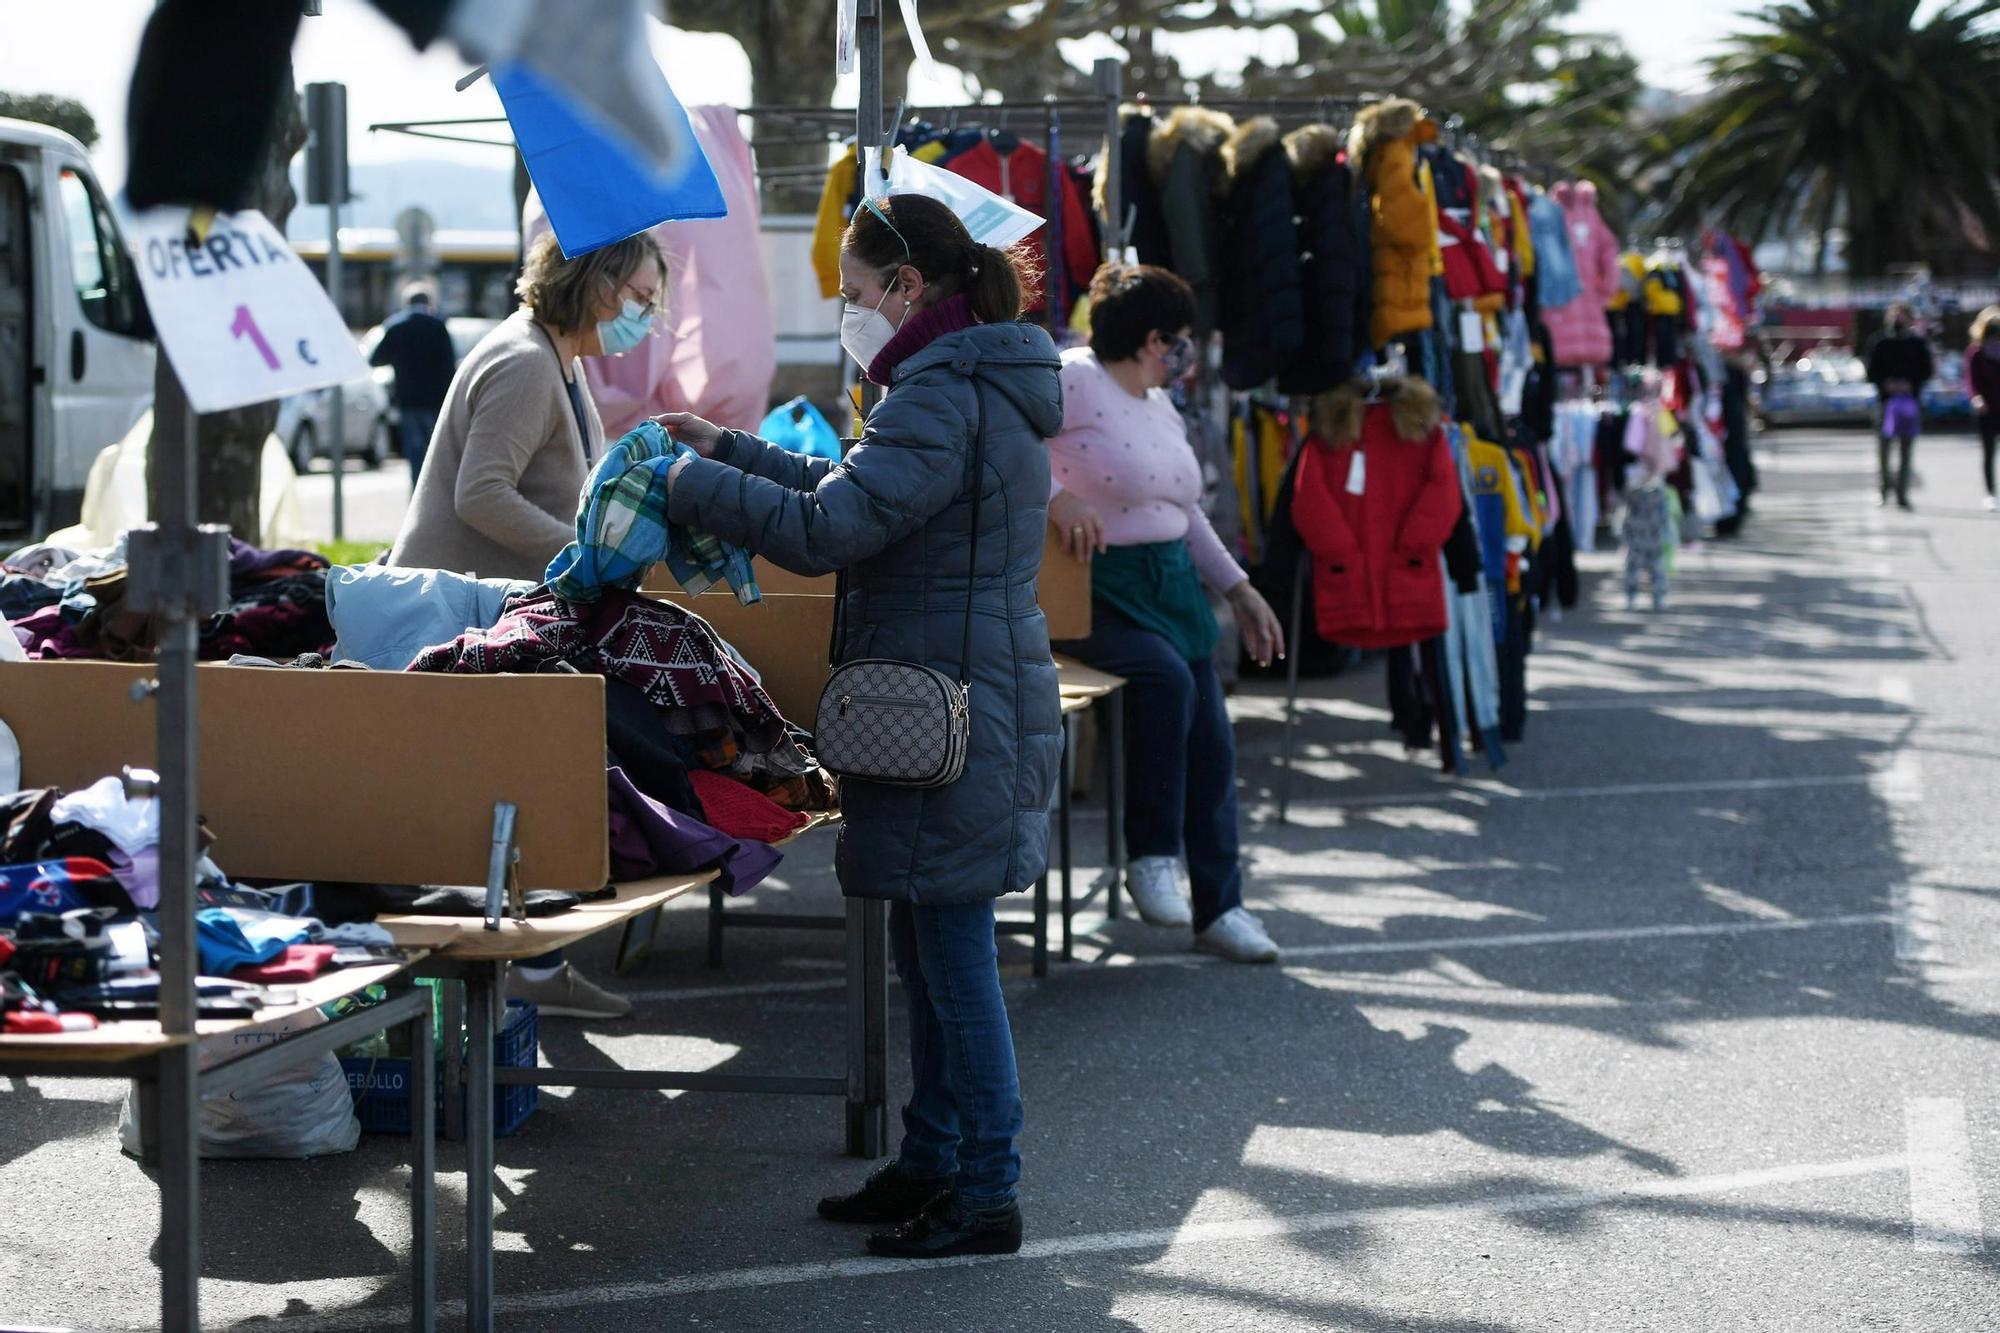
top-left (1663, 0), bottom-right (2000, 276)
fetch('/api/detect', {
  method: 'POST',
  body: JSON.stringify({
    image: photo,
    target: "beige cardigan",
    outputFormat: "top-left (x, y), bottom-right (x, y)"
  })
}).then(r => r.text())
top-left (387, 310), bottom-right (604, 582)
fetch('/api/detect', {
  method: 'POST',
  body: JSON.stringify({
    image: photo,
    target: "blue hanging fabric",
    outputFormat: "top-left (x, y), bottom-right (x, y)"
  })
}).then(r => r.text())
top-left (494, 59), bottom-right (727, 259)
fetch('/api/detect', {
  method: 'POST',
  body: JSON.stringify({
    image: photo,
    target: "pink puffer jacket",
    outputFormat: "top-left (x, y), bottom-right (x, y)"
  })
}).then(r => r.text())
top-left (1543, 181), bottom-right (1621, 368)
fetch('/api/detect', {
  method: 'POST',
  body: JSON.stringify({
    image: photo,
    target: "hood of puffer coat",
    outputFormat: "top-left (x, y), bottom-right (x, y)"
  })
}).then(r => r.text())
top-left (892, 321), bottom-right (1065, 439)
top-left (1222, 116), bottom-right (1286, 192)
top-left (1284, 123), bottom-right (1344, 182)
top-left (1347, 98), bottom-right (1435, 162)
top-left (1146, 106), bottom-right (1235, 185)
top-left (1309, 375), bottom-right (1443, 448)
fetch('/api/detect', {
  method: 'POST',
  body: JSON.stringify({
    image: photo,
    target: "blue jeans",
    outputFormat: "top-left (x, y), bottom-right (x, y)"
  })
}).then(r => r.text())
top-left (398, 408), bottom-right (438, 482)
top-left (1058, 604), bottom-right (1243, 931)
top-left (891, 899), bottom-right (1022, 1210)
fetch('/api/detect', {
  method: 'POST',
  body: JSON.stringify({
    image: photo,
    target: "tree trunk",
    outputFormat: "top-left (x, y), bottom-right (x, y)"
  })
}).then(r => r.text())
top-left (148, 69), bottom-right (306, 546)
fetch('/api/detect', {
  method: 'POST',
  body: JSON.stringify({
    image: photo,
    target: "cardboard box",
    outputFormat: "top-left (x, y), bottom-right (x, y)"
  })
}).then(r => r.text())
top-left (0, 661), bottom-right (611, 891)
top-left (652, 590), bottom-right (837, 726)
top-left (644, 525), bottom-right (1091, 643)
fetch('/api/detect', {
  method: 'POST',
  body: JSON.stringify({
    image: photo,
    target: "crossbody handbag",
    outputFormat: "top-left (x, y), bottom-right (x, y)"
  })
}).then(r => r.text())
top-left (812, 382), bottom-right (988, 788)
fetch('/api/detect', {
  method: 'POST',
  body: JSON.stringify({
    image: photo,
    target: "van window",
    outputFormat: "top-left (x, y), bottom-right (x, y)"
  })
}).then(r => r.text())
top-left (58, 168), bottom-right (147, 337)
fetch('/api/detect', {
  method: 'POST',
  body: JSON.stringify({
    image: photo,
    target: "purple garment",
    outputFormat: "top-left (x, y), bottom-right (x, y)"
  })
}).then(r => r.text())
top-left (13, 605), bottom-right (91, 659)
top-left (229, 538), bottom-right (328, 581)
top-left (104, 845), bottom-right (162, 910)
top-left (607, 767), bottom-right (780, 896)
top-left (1882, 394), bottom-right (1921, 441)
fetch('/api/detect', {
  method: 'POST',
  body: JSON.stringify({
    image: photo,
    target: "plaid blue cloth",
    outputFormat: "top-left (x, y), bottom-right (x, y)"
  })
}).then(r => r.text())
top-left (545, 422), bottom-right (761, 605)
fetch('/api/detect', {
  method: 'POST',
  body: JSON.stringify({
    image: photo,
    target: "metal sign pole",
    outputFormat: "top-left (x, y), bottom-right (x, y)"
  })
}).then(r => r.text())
top-left (307, 81), bottom-right (351, 540)
top-left (149, 360), bottom-right (203, 1333)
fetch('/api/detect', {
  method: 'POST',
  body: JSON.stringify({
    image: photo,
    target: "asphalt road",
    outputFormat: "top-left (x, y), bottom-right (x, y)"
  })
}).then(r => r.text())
top-left (292, 463), bottom-right (413, 548)
top-left (4, 428), bottom-right (1997, 1332)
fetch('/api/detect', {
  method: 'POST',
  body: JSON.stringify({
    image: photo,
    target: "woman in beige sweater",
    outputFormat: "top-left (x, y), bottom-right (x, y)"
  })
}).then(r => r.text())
top-left (389, 230), bottom-right (665, 1020)
top-left (388, 230), bottom-right (666, 582)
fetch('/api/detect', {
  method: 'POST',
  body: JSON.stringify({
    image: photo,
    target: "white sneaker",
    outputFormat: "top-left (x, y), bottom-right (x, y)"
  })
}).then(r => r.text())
top-left (1126, 856), bottom-right (1193, 927)
top-left (1984, 495), bottom-right (1998, 512)
top-left (506, 963), bottom-right (632, 1019)
top-left (1195, 907), bottom-right (1280, 964)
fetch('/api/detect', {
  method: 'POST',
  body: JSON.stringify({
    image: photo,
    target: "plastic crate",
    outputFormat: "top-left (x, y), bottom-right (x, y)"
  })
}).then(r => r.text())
top-left (341, 1000), bottom-right (539, 1137)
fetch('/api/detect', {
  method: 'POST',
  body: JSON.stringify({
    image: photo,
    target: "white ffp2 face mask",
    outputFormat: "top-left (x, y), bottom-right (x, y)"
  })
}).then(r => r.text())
top-left (840, 281), bottom-right (910, 372)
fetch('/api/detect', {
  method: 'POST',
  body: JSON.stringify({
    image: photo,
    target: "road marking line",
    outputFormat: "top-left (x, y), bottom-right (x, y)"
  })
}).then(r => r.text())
top-left (1906, 1098), bottom-right (1986, 1255)
top-left (620, 913), bottom-right (1894, 1002)
top-left (1313, 772), bottom-right (1874, 808)
top-left (295, 1154), bottom-right (1910, 1327)
top-left (1874, 752), bottom-right (1924, 805)
top-left (1879, 675), bottom-right (1914, 708)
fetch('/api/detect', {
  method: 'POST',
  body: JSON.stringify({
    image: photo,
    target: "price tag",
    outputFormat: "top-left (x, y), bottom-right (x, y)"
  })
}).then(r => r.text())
top-left (1345, 451), bottom-right (1367, 496)
top-left (1458, 309), bottom-right (1486, 350)
top-left (116, 203), bottom-right (368, 414)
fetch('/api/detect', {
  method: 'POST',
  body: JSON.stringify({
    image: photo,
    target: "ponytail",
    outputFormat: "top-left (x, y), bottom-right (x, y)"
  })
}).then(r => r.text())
top-left (966, 241), bottom-right (1038, 323)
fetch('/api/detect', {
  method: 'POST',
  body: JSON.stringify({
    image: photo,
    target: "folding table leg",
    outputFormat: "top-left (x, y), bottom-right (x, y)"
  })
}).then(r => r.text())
top-left (463, 965), bottom-right (498, 1333)
top-left (408, 994), bottom-right (436, 1333)
top-left (1032, 874), bottom-right (1049, 978)
top-left (1105, 694), bottom-right (1127, 920)
top-left (844, 899), bottom-right (888, 1158)
top-left (1059, 712), bottom-right (1076, 961)
top-left (441, 981), bottom-right (465, 1143)
top-left (707, 883), bottom-right (726, 969)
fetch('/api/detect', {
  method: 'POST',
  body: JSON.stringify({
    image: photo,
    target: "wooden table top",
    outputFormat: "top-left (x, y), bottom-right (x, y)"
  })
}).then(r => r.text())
top-left (0, 956), bottom-right (424, 1067)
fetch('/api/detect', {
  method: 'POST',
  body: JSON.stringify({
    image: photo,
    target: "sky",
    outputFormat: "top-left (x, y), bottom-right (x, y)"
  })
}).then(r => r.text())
top-left (0, 0), bottom-right (1787, 192)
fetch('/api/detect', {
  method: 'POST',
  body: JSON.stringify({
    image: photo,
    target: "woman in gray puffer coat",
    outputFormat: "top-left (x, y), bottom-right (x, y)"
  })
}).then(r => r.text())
top-left (661, 193), bottom-right (1061, 1261)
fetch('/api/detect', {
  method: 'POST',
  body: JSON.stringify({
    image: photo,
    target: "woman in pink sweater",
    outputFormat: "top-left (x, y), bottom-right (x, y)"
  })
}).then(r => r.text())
top-left (1047, 265), bottom-right (1285, 963)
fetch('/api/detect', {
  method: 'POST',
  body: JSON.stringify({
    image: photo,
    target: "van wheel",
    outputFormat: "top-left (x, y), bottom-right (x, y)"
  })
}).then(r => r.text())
top-left (364, 417), bottom-right (391, 471)
top-left (290, 421), bottom-right (317, 474)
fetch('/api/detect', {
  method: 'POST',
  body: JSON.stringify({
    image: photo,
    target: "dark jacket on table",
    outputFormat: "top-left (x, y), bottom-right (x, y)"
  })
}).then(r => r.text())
top-left (1147, 106), bottom-right (1235, 337)
top-left (1865, 330), bottom-right (1934, 398)
top-left (1216, 117), bottom-right (1305, 391)
top-left (1291, 377), bottom-right (1462, 650)
top-left (1277, 124), bottom-right (1368, 397)
top-left (668, 321), bottom-right (1064, 907)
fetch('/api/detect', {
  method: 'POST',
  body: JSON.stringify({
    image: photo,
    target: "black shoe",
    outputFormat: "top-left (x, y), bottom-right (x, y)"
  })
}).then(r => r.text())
top-left (866, 1193), bottom-right (1023, 1259)
top-left (817, 1162), bottom-right (951, 1225)
top-left (1898, 497), bottom-right (1916, 512)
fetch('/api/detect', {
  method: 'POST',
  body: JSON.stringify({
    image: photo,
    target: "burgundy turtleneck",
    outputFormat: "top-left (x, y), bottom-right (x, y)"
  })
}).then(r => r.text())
top-left (867, 293), bottom-right (979, 386)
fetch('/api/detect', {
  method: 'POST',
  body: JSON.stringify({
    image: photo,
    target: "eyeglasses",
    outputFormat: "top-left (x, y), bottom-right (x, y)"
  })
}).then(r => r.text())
top-left (858, 196), bottom-right (912, 265)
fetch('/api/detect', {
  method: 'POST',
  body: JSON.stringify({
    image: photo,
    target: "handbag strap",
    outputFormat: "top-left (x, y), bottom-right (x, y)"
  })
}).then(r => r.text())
top-left (826, 375), bottom-right (992, 691)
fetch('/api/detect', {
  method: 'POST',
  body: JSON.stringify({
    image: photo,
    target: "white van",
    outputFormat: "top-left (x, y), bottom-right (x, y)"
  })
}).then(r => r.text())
top-left (0, 117), bottom-right (156, 543)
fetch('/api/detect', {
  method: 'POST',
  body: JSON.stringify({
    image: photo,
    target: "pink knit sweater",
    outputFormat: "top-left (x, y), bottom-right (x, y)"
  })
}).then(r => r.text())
top-left (1048, 348), bottom-right (1245, 592)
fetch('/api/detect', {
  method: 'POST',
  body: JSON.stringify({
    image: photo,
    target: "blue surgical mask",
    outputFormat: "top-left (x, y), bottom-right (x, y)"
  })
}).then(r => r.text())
top-left (596, 298), bottom-right (654, 356)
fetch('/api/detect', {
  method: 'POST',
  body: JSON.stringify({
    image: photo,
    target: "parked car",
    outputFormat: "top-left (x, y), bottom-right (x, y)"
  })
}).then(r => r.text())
top-left (1753, 354), bottom-right (1879, 428)
top-left (275, 370), bottom-right (393, 472)
top-left (0, 117), bottom-right (156, 540)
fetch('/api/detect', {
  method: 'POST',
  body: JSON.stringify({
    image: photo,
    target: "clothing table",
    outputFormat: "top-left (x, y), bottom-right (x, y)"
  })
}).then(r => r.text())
top-left (0, 957), bottom-right (439, 1333)
top-left (383, 819), bottom-right (872, 1333)
top-left (691, 660), bottom-right (1128, 978)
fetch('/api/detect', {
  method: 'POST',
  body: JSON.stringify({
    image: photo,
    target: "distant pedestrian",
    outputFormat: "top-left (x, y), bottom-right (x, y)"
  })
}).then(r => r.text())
top-left (369, 281), bottom-right (457, 483)
top-left (1864, 302), bottom-right (1933, 511)
top-left (1962, 306), bottom-right (2000, 512)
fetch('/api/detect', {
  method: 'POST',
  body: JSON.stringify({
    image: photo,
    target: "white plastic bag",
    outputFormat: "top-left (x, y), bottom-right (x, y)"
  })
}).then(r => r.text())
top-left (884, 148), bottom-right (1045, 250)
top-left (120, 1008), bottom-right (361, 1159)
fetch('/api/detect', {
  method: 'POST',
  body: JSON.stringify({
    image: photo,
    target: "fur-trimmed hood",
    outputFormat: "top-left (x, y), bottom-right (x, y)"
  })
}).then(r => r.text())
top-left (1347, 97), bottom-right (1435, 162)
top-left (1147, 106), bottom-right (1235, 185)
top-left (1284, 123), bottom-right (1344, 183)
top-left (1310, 376), bottom-right (1443, 447)
top-left (1222, 115), bottom-right (1285, 187)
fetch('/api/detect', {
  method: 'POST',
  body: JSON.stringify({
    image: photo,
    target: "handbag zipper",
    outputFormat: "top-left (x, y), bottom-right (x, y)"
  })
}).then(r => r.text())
top-left (839, 694), bottom-right (932, 717)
